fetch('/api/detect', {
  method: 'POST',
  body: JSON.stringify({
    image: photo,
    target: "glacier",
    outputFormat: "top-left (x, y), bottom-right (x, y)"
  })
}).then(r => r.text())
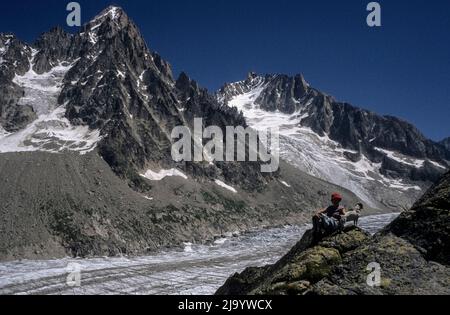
top-left (0, 58), bottom-right (102, 154)
top-left (0, 213), bottom-right (399, 295)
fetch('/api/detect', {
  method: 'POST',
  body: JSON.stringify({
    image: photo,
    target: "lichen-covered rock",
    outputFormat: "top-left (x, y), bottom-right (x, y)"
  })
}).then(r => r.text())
top-left (309, 234), bottom-right (450, 295)
top-left (216, 227), bottom-right (370, 295)
top-left (268, 246), bottom-right (341, 285)
top-left (319, 228), bottom-right (370, 253)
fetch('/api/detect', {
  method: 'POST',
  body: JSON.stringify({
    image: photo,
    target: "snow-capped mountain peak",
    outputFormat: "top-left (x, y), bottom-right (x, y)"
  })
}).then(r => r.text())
top-left (82, 6), bottom-right (129, 43)
top-left (218, 72), bottom-right (311, 110)
top-left (92, 6), bottom-right (123, 22)
top-left (0, 7), bottom-right (272, 192)
top-left (217, 73), bottom-right (450, 209)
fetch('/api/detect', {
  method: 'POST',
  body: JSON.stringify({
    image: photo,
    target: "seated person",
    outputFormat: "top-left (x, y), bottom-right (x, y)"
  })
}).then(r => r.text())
top-left (312, 193), bottom-right (346, 239)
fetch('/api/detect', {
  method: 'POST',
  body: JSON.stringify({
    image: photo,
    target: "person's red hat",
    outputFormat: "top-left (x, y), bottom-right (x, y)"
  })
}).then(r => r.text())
top-left (331, 193), bottom-right (342, 201)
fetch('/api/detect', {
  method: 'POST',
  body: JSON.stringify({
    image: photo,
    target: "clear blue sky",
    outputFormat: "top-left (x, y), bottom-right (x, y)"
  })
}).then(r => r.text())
top-left (1, 0), bottom-right (449, 141)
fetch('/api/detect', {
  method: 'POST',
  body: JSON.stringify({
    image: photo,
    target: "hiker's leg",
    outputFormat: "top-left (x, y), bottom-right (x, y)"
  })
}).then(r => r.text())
top-left (312, 215), bottom-right (322, 238)
top-left (312, 215), bottom-right (318, 230)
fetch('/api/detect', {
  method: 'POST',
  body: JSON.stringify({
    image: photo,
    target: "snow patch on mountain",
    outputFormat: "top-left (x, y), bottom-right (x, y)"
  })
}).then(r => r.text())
top-left (214, 180), bottom-right (238, 193)
top-left (94, 6), bottom-right (121, 22)
top-left (280, 180), bottom-right (291, 188)
top-left (374, 147), bottom-right (425, 168)
top-left (140, 168), bottom-right (188, 181)
top-left (429, 160), bottom-right (447, 170)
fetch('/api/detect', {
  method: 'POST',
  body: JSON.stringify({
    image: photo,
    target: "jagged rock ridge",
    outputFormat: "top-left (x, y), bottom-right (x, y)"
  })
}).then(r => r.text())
top-left (441, 137), bottom-right (450, 151)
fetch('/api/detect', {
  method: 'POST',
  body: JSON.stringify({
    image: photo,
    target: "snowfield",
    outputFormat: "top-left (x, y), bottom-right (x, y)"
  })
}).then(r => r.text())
top-left (280, 180), bottom-right (291, 188)
top-left (140, 168), bottom-right (188, 181)
top-left (214, 180), bottom-right (238, 193)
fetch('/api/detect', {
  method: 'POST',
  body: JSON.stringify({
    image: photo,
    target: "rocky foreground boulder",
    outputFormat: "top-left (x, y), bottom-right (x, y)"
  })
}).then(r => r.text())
top-left (216, 172), bottom-right (450, 295)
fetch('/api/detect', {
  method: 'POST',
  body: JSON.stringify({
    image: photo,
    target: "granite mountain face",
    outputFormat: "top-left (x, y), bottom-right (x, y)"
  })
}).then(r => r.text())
top-left (0, 33), bottom-right (36, 132)
top-left (217, 73), bottom-right (450, 209)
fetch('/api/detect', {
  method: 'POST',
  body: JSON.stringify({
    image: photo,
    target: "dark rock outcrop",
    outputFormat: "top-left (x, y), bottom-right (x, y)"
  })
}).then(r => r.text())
top-left (441, 137), bottom-right (450, 151)
top-left (0, 33), bottom-right (36, 132)
top-left (33, 26), bottom-right (74, 74)
top-left (217, 171), bottom-right (450, 295)
top-left (384, 171), bottom-right (450, 265)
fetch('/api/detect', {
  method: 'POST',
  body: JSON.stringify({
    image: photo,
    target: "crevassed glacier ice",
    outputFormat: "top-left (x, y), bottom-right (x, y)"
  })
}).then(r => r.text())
top-left (0, 60), bottom-right (102, 154)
